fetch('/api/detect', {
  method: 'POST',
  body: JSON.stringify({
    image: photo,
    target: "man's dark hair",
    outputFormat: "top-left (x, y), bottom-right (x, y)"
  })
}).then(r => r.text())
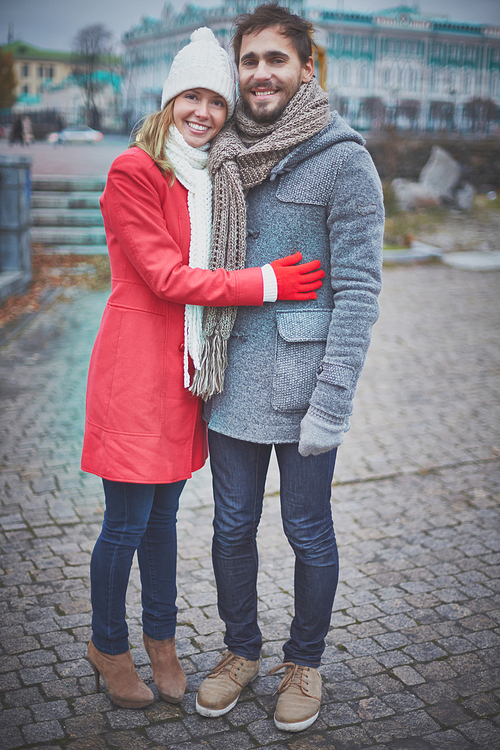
top-left (232, 3), bottom-right (316, 66)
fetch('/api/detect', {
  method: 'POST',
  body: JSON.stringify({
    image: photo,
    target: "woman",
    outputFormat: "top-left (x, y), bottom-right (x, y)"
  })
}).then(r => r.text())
top-left (81, 28), bottom-right (323, 710)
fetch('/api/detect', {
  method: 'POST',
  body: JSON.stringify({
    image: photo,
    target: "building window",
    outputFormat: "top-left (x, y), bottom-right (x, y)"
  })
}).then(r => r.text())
top-left (359, 65), bottom-right (368, 89)
top-left (465, 46), bottom-right (474, 62)
top-left (47, 66), bottom-right (54, 79)
top-left (490, 74), bottom-right (499, 97)
top-left (343, 36), bottom-right (352, 52)
top-left (22, 64), bottom-right (29, 77)
top-left (341, 63), bottom-right (350, 86)
top-left (449, 45), bottom-right (458, 60)
top-left (361, 37), bottom-right (370, 53)
top-left (22, 84), bottom-right (29, 94)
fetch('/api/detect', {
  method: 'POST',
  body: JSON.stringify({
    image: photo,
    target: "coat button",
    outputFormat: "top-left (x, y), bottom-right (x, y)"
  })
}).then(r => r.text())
top-left (179, 343), bottom-right (185, 352)
top-left (317, 365), bottom-right (323, 375)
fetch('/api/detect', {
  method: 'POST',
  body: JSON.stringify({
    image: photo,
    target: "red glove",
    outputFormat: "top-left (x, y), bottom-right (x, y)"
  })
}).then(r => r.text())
top-left (271, 252), bottom-right (325, 301)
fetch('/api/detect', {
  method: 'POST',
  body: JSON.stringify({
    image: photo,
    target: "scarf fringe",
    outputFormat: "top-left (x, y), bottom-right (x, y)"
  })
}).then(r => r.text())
top-left (190, 333), bottom-right (228, 401)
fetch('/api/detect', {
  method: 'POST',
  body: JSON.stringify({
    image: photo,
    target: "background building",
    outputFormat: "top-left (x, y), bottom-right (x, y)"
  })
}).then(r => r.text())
top-left (1, 39), bottom-right (123, 133)
top-left (314, 5), bottom-right (500, 133)
top-left (2, 40), bottom-right (72, 108)
top-left (122, 1), bottom-right (500, 133)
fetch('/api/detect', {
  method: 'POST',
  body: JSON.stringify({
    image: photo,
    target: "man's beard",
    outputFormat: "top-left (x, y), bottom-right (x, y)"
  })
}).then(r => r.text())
top-left (241, 94), bottom-right (289, 124)
top-left (241, 74), bottom-right (303, 124)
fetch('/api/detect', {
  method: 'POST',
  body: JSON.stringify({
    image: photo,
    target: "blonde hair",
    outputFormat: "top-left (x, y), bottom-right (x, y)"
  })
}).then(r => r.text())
top-left (130, 100), bottom-right (176, 183)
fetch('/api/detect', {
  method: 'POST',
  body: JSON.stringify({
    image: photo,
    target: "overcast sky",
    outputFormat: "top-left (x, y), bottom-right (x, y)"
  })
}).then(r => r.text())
top-left (1, 0), bottom-right (500, 51)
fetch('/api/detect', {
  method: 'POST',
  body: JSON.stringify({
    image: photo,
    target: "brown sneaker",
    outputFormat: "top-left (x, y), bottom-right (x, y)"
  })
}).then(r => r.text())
top-left (268, 662), bottom-right (322, 732)
top-left (196, 651), bottom-right (260, 717)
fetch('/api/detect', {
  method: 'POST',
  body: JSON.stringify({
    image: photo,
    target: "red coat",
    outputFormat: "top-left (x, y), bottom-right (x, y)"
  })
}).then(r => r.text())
top-left (81, 147), bottom-right (263, 483)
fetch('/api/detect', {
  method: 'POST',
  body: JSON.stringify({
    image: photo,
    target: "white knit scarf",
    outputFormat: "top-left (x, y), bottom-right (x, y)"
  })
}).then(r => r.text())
top-left (165, 125), bottom-right (212, 388)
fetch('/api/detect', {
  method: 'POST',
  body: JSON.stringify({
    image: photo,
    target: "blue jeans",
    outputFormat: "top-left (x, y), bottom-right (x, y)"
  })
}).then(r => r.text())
top-left (208, 430), bottom-right (339, 668)
top-left (90, 479), bottom-right (185, 655)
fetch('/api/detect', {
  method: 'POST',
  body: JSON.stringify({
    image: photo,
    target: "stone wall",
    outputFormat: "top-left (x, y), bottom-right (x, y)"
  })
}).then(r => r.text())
top-left (365, 134), bottom-right (500, 191)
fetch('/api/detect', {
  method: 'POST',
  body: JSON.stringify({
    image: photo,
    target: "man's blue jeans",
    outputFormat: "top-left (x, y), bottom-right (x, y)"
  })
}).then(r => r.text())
top-left (208, 430), bottom-right (339, 668)
top-left (90, 479), bottom-right (185, 655)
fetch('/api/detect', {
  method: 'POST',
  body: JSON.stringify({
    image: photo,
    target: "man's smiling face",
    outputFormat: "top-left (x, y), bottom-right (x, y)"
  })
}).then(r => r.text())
top-left (238, 26), bottom-right (314, 124)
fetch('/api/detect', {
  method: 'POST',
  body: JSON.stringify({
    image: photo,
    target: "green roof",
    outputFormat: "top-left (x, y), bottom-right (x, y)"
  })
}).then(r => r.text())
top-left (1, 40), bottom-right (73, 62)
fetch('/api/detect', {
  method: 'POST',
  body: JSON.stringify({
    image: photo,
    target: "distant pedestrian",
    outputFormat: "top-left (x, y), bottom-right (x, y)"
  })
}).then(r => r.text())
top-left (21, 116), bottom-right (34, 145)
top-left (9, 116), bottom-right (24, 145)
top-left (81, 27), bottom-right (323, 712)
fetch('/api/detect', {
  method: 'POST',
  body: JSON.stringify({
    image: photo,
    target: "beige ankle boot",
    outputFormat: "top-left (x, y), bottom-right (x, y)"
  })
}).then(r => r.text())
top-left (143, 633), bottom-right (186, 704)
top-left (87, 641), bottom-right (154, 709)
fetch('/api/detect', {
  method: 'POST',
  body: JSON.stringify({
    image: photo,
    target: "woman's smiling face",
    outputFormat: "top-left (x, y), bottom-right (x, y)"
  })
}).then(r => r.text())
top-left (173, 88), bottom-right (228, 147)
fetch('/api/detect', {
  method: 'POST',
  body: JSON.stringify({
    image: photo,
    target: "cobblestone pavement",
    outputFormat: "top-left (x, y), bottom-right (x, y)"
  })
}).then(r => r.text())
top-left (1, 264), bottom-right (499, 750)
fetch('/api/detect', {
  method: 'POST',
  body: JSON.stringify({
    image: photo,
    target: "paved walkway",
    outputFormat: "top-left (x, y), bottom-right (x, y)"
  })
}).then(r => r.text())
top-left (1, 263), bottom-right (499, 750)
top-left (0, 137), bottom-right (129, 176)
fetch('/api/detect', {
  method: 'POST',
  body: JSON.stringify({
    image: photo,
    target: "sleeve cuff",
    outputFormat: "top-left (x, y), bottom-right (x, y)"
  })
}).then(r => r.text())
top-left (261, 264), bottom-right (278, 303)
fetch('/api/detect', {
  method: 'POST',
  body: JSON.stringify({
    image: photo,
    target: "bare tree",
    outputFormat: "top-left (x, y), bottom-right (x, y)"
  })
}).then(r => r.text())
top-left (72, 24), bottom-right (113, 129)
top-left (0, 50), bottom-right (17, 109)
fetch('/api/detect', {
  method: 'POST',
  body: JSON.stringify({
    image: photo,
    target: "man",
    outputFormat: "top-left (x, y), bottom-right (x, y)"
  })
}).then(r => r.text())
top-left (195, 3), bottom-right (384, 733)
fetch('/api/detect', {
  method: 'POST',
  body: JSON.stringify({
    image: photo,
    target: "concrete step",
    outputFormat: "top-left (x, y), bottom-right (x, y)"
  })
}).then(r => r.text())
top-left (31, 192), bottom-right (102, 209)
top-left (31, 209), bottom-right (104, 227)
top-left (31, 175), bottom-right (107, 192)
top-left (31, 226), bottom-right (107, 246)
top-left (29, 175), bottom-right (108, 254)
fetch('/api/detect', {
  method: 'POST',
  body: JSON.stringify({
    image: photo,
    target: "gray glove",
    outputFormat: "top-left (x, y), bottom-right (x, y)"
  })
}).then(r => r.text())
top-left (298, 406), bottom-right (347, 457)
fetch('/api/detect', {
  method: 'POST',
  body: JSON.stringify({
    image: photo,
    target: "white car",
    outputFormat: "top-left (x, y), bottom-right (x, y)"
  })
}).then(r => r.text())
top-left (48, 126), bottom-right (104, 144)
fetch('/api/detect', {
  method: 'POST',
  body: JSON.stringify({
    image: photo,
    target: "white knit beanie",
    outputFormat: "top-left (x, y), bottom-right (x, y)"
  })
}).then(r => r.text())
top-left (161, 27), bottom-right (236, 118)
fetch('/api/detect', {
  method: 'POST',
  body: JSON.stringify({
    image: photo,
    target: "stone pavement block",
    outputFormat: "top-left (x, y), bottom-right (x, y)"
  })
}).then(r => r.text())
top-left (0, 706), bottom-right (33, 728)
top-left (0, 727), bottom-right (25, 750)
top-left (459, 718), bottom-right (500, 746)
top-left (18, 650), bottom-right (57, 667)
top-left (425, 729), bottom-right (476, 749)
top-left (22, 719), bottom-right (65, 743)
top-left (246, 718), bottom-right (283, 745)
top-left (64, 712), bottom-right (108, 737)
top-left (65, 740), bottom-right (108, 750)
top-left (31, 699), bottom-right (72, 721)
top-left (205, 731), bottom-right (255, 749)
top-left (146, 721), bottom-right (192, 744)
top-left (19, 665), bottom-right (57, 685)
top-left (106, 709), bottom-right (149, 729)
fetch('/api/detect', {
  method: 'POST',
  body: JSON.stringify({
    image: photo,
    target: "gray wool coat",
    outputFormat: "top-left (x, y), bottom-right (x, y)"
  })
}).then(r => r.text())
top-left (204, 113), bottom-right (384, 446)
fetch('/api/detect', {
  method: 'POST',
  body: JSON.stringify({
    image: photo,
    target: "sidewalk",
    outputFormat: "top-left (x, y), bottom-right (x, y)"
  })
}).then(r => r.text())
top-left (0, 263), bottom-right (499, 750)
top-left (0, 137), bottom-right (129, 176)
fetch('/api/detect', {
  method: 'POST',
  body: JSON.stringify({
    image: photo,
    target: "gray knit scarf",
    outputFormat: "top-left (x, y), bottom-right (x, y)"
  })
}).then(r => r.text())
top-left (190, 78), bottom-right (330, 400)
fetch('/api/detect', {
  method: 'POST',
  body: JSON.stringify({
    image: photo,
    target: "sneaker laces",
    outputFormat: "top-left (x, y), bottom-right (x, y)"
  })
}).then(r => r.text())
top-left (207, 651), bottom-right (245, 685)
top-left (268, 662), bottom-right (314, 697)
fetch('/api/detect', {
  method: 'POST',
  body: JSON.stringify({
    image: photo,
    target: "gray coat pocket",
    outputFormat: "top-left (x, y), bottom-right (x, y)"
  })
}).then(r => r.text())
top-left (272, 309), bottom-right (332, 412)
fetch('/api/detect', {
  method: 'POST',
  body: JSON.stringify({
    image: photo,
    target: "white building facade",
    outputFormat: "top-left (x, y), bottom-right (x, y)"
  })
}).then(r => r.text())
top-left (122, 2), bottom-right (500, 133)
